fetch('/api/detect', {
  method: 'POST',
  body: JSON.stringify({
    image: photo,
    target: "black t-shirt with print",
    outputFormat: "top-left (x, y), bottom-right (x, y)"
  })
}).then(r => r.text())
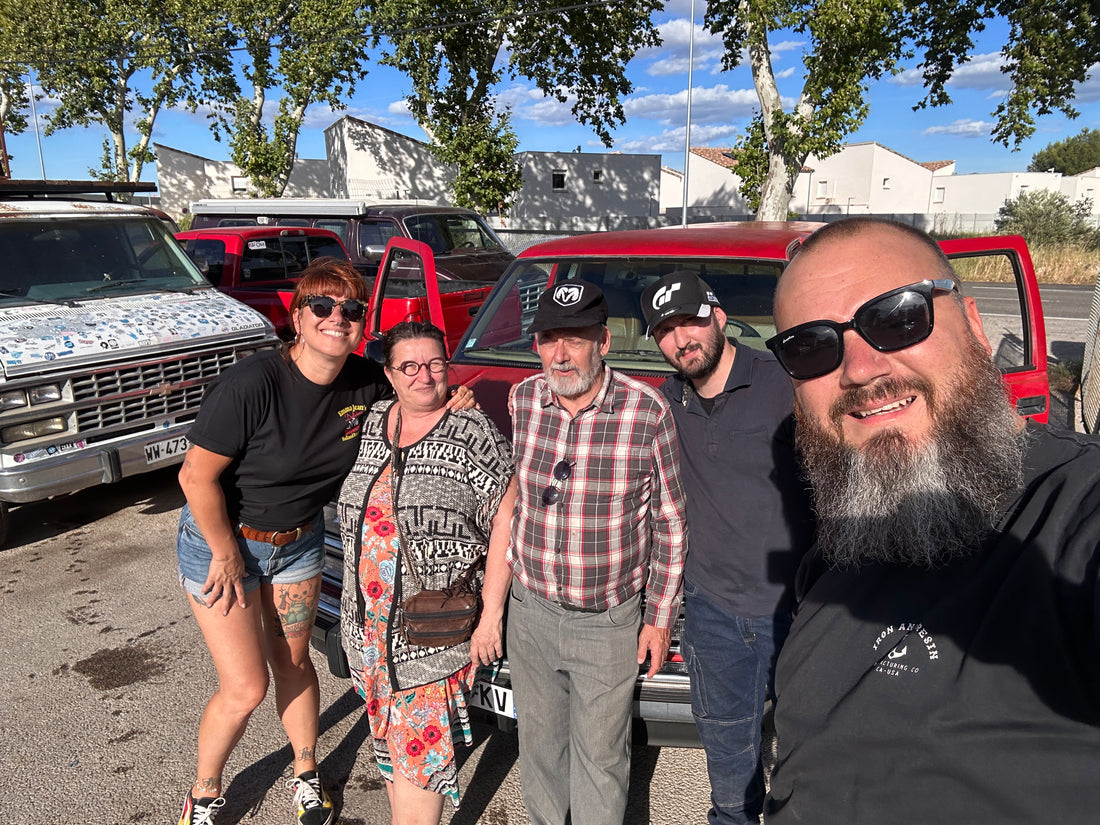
top-left (188, 349), bottom-right (391, 530)
top-left (765, 424), bottom-right (1100, 825)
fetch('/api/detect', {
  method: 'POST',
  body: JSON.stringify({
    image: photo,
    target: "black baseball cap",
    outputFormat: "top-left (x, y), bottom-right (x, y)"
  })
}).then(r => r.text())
top-left (640, 272), bottom-right (721, 336)
top-left (527, 281), bottom-right (609, 334)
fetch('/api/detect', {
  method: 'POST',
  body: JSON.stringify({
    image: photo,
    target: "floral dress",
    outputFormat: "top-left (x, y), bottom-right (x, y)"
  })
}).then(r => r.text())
top-left (354, 463), bottom-right (477, 806)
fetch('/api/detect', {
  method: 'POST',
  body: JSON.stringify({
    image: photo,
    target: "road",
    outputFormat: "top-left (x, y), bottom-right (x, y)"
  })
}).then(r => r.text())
top-left (0, 466), bottom-right (710, 824)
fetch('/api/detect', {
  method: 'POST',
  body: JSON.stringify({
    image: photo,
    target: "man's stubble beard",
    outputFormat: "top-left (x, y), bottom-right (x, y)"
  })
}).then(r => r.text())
top-left (671, 318), bottom-right (726, 381)
top-left (795, 336), bottom-right (1026, 568)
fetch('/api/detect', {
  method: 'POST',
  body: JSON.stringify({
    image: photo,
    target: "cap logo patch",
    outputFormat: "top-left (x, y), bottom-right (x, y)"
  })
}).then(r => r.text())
top-left (651, 282), bottom-right (681, 310)
top-left (552, 284), bottom-right (585, 306)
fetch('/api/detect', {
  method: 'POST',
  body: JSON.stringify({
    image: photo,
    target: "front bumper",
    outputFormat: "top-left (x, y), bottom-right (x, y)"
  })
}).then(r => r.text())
top-left (0, 422), bottom-right (191, 503)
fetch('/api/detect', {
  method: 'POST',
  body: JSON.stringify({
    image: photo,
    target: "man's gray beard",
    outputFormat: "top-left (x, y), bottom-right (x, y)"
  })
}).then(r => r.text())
top-left (795, 338), bottom-right (1027, 568)
top-left (544, 352), bottom-right (603, 399)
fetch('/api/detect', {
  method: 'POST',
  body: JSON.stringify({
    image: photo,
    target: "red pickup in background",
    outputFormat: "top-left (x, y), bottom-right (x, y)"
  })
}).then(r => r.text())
top-left (177, 226), bottom-right (492, 354)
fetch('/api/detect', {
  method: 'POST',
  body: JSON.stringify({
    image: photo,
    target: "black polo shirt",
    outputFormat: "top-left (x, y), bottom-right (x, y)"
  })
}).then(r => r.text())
top-left (659, 339), bottom-right (814, 618)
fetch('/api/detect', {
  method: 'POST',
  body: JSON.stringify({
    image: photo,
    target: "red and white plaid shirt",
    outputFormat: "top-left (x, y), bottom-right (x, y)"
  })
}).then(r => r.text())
top-left (508, 366), bottom-right (688, 629)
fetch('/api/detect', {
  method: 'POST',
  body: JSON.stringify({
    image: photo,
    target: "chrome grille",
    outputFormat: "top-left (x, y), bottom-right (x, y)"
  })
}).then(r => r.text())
top-left (71, 348), bottom-right (244, 433)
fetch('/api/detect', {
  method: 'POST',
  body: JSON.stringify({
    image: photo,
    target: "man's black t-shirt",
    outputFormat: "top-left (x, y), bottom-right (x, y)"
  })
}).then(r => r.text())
top-left (187, 349), bottom-right (390, 530)
top-left (765, 424), bottom-right (1100, 824)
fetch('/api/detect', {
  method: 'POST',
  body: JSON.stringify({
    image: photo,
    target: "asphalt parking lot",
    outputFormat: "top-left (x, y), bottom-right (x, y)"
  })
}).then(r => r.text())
top-left (0, 466), bottom-right (710, 824)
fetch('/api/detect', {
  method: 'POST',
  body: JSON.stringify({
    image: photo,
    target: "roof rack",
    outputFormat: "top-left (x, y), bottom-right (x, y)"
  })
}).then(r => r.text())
top-left (0, 179), bottom-right (157, 199)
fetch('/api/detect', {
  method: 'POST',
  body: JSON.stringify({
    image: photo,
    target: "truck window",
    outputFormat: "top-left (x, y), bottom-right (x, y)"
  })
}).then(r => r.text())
top-left (950, 252), bottom-right (1029, 372)
top-left (276, 218), bottom-right (310, 228)
top-left (241, 239), bottom-right (295, 282)
top-left (436, 215), bottom-right (505, 252)
top-left (280, 237), bottom-right (311, 276)
top-left (0, 217), bottom-right (204, 302)
top-left (185, 239), bottom-right (227, 286)
top-left (404, 215), bottom-right (449, 255)
top-left (217, 218), bottom-right (257, 227)
top-left (461, 256), bottom-right (783, 364)
top-left (315, 220), bottom-right (350, 246)
top-left (306, 235), bottom-right (346, 261)
top-left (359, 220), bottom-right (400, 257)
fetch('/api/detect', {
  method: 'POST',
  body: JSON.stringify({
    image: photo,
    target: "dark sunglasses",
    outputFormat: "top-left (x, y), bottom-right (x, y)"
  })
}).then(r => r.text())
top-left (541, 459), bottom-right (574, 506)
top-left (303, 295), bottom-right (366, 323)
top-left (766, 279), bottom-right (958, 380)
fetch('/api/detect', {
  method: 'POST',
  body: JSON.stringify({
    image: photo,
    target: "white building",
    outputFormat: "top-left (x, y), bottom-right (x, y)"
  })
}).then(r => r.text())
top-left (324, 116), bottom-right (454, 203)
top-left (793, 142), bottom-right (955, 216)
top-left (154, 145), bottom-right (330, 218)
top-left (508, 150), bottom-right (661, 228)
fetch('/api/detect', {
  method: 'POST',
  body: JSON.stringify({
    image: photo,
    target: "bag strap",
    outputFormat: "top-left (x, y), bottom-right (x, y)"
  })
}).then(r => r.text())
top-left (389, 407), bottom-right (426, 593)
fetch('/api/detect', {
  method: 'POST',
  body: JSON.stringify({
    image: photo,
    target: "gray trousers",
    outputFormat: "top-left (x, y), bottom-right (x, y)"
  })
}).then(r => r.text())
top-left (507, 578), bottom-right (642, 825)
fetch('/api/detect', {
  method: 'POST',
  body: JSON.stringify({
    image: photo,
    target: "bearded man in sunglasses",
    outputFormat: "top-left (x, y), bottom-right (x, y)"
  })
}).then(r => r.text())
top-left (763, 217), bottom-right (1100, 825)
top-left (507, 280), bottom-right (688, 825)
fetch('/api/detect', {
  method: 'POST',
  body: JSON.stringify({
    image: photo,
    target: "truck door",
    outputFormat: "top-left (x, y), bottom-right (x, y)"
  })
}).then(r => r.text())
top-left (368, 237), bottom-right (449, 351)
top-left (940, 235), bottom-right (1049, 422)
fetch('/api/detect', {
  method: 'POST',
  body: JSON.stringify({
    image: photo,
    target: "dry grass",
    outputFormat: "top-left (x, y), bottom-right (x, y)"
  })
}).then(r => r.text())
top-left (952, 244), bottom-right (1100, 285)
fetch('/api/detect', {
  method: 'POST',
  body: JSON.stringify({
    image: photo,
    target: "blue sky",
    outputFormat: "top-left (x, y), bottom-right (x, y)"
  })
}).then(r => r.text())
top-left (6, 1), bottom-right (1100, 184)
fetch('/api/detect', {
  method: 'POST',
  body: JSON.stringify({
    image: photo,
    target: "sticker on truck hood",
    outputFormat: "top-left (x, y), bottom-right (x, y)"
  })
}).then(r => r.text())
top-left (0, 290), bottom-right (268, 377)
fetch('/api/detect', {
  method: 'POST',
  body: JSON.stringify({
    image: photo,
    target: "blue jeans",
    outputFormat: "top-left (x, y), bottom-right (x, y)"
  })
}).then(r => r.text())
top-left (682, 578), bottom-right (791, 825)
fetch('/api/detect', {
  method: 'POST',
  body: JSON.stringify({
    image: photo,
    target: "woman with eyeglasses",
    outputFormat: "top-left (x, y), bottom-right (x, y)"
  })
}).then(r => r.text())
top-left (174, 260), bottom-right (473, 825)
top-left (337, 321), bottom-right (516, 825)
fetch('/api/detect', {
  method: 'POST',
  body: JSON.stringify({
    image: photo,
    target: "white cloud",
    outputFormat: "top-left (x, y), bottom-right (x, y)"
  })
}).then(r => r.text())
top-left (640, 18), bottom-right (727, 77)
top-left (893, 52), bottom-right (1007, 91)
top-left (1073, 64), bottom-right (1100, 103)
top-left (498, 84), bottom-right (579, 127)
top-left (923, 119), bottom-right (993, 137)
top-left (775, 66), bottom-right (797, 79)
top-left (615, 123), bottom-right (740, 154)
top-left (624, 84), bottom-right (765, 126)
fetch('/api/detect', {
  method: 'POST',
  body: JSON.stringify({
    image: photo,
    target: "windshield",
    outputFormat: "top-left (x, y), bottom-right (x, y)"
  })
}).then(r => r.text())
top-left (403, 213), bottom-right (506, 255)
top-left (458, 256), bottom-right (784, 370)
top-left (0, 216), bottom-right (207, 304)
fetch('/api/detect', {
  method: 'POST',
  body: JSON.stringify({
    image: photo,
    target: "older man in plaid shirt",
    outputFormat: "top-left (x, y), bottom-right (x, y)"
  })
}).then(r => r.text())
top-left (506, 279), bottom-right (688, 825)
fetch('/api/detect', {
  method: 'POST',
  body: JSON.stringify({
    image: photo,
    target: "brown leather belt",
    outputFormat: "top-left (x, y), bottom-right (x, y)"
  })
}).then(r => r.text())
top-left (237, 521), bottom-right (313, 547)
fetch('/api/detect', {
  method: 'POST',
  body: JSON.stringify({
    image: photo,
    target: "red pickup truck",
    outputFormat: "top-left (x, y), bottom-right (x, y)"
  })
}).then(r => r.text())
top-left (176, 226), bottom-right (492, 353)
top-left (311, 221), bottom-right (1050, 747)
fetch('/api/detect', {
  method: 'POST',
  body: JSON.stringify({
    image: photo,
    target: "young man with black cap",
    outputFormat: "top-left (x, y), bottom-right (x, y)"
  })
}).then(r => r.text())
top-left (507, 280), bottom-right (688, 825)
top-left (640, 272), bottom-right (814, 825)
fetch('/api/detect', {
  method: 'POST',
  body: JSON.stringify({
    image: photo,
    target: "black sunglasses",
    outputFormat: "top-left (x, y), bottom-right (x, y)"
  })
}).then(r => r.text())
top-left (303, 295), bottom-right (367, 323)
top-left (766, 279), bottom-right (958, 380)
top-left (541, 459), bottom-right (573, 506)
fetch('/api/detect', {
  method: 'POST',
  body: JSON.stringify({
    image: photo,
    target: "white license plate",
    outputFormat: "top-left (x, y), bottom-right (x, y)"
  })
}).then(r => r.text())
top-left (145, 435), bottom-right (189, 464)
top-left (470, 677), bottom-right (517, 719)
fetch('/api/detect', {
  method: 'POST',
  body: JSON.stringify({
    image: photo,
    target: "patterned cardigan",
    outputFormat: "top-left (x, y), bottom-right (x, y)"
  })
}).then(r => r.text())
top-left (338, 401), bottom-right (513, 691)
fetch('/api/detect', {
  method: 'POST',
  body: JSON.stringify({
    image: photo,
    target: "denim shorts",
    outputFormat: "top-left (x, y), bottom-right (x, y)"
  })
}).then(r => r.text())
top-left (176, 503), bottom-right (326, 597)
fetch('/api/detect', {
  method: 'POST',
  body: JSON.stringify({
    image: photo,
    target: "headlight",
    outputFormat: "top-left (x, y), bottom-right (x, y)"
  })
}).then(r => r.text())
top-left (2, 417), bottom-right (68, 443)
top-left (0, 390), bottom-right (27, 411)
top-left (28, 384), bottom-right (62, 405)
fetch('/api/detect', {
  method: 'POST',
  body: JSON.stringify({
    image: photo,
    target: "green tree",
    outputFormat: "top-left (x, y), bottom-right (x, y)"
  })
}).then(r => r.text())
top-left (4, 0), bottom-right (235, 182)
top-left (370, 0), bottom-right (661, 212)
top-left (995, 189), bottom-right (1098, 248)
top-left (221, 0), bottom-right (371, 197)
top-left (1028, 128), bottom-right (1100, 175)
top-left (707, 1), bottom-right (1100, 220)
